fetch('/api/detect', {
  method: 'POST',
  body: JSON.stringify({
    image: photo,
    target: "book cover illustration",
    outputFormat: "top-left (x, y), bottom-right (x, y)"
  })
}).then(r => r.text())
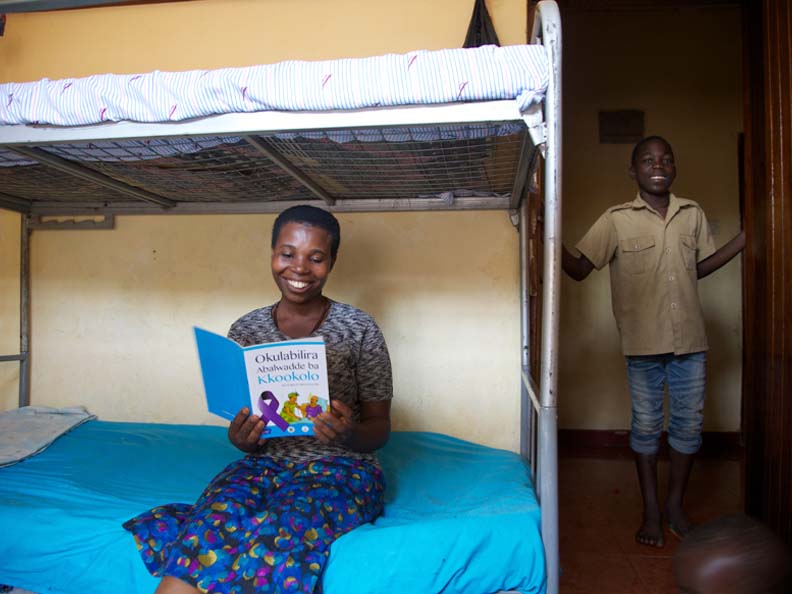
top-left (194, 327), bottom-right (330, 438)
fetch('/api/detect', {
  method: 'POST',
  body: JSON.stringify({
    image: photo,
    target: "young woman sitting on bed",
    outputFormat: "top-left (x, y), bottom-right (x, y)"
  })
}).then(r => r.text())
top-left (123, 205), bottom-right (394, 594)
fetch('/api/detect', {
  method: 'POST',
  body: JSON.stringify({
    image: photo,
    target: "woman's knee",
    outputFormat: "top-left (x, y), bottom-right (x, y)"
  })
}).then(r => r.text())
top-left (155, 576), bottom-right (201, 594)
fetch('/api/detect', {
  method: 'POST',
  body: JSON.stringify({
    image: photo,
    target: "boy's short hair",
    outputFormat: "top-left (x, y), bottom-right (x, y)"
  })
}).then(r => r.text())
top-left (630, 135), bottom-right (673, 165)
top-left (271, 205), bottom-right (341, 260)
top-left (674, 514), bottom-right (792, 594)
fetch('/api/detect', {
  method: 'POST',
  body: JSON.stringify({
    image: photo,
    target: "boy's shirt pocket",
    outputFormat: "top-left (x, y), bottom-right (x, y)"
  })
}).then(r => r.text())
top-left (619, 235), bottom-right (655, 275)
top-left (679, 234), bottom-right (697, 270)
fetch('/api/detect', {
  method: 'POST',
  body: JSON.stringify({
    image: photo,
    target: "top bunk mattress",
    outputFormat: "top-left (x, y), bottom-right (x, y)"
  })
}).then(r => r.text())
top-left (0, 44), bottom-right (548, 128)
top-left (0, 44), bottom-right (549, 215)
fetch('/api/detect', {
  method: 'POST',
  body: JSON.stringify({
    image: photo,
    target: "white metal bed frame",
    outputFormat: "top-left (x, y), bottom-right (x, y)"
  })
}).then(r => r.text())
top-left (0, 2), bottom-right (562, 593)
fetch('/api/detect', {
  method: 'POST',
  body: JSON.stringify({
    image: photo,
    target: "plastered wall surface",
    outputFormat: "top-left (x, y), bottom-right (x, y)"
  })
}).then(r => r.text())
top-left (0, 0), bottom-right (527, 81)
top-left (560, 7), bottom-right (744, 431)
top-left (0, 0), bottom-right (745, 450)
top-left (0, 211), bottom-right (21, 411)
top-left (0, 0), bottom-right (528, 455)
top-left (24, 213), bottom-right (520, 449)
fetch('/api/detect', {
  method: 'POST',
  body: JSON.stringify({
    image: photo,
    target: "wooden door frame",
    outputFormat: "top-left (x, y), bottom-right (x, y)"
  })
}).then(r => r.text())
top-left (741, 0), bottom-right (792, 544)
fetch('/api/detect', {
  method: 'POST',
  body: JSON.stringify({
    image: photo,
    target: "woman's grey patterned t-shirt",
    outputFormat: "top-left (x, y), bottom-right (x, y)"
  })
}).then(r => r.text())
top-left (227, 300), bottom-right (393, 465)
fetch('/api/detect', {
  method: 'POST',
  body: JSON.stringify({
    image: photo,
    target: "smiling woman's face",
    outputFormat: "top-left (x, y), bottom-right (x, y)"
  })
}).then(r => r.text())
top-left (271, 222), bottom-right (334, 306)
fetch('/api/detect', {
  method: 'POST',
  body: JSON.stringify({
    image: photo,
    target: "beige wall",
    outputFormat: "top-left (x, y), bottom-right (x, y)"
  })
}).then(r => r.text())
top-left (560, 7), bottom-right (744, 431)
top-left (1, 1), bottom-right (743, 446)
top-left (0, 211), bottom-right (20, 411)
top-left (0, 0), bottom-right (528, 451)
top-left (0, 0), bottom-right (527, 80)
top-left (25, 213), bottom-right (520, 448)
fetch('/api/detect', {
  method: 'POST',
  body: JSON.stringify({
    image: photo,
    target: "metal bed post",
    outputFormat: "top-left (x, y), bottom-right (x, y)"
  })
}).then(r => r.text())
top-left (519, 199), bottom-right (536, 474)
top-left (19, 214), bottom-right (31, 407)
top-left (531, 3), bottom-right (562, 594)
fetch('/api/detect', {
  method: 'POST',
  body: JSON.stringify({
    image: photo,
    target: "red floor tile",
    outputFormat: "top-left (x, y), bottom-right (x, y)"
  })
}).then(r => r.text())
top-left (559, 454), bottom-right (742, 594)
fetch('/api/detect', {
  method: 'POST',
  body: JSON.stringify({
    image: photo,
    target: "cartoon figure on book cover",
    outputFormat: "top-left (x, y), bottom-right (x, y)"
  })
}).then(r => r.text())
top-left (300, 394), bottom-right (323, 420)
top-left (280, 392), bottom-right (302, 423)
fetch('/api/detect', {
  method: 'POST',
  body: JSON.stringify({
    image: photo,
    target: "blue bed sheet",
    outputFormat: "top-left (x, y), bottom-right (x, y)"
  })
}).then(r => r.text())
top-left (0, 421), bottom-right (545, 594)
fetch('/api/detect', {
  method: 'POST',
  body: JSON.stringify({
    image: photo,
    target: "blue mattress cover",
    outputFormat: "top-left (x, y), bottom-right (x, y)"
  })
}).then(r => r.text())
top-left (0, 421), bottom-right (545, 594)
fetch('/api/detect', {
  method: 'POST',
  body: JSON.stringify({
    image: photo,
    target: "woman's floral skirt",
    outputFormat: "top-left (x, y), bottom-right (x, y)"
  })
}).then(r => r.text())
top-left (123, 455), bottom-right (384, 594)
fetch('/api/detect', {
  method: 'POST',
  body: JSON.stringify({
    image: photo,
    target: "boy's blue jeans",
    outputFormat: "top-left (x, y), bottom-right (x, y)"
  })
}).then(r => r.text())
top-left (625, 352), bottom-right (706, 455)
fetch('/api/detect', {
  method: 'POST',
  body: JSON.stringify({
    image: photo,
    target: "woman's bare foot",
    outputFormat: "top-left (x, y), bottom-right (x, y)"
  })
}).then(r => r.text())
top-left (635, 514), bottom-right (665, 548)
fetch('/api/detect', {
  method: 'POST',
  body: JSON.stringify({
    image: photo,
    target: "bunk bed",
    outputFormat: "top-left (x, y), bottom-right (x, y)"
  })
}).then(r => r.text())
top-left (0, 2), bottom-right (563, 593)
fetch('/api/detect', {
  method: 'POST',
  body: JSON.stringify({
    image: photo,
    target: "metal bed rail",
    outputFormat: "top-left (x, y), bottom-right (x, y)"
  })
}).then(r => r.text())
top-left (521, 3), bottom-right (562, 594)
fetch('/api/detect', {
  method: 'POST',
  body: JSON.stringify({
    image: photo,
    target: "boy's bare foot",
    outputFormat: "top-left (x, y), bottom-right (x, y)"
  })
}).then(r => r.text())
top-left (666, 504), bottom-right (695, 539)
top-left (635, 515), bottom-right (665, 548)
top-left (666, 449), bottom-right (696, 539)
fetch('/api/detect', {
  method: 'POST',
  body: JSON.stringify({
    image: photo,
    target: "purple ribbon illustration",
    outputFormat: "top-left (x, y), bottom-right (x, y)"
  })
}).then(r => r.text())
top-left (258, 391), bottom-right (289, 431)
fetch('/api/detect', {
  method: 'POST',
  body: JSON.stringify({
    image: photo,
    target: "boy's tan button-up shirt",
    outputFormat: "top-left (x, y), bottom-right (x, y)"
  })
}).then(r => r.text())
top-left (576, 193), bottom-right (716, 356)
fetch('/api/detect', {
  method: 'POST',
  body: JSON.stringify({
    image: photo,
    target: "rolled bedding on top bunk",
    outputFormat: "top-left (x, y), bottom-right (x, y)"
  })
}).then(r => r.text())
top-left (0, 44), bottom-right (548, 127)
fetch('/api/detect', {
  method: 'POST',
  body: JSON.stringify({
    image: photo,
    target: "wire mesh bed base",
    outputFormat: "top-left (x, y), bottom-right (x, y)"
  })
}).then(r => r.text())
top-left (0, 106), bottom-right (540, 216)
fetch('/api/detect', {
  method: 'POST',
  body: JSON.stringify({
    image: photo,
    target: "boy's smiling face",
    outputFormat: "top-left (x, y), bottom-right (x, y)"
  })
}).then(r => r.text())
top-left (630, 138), bottom-right (677, 201)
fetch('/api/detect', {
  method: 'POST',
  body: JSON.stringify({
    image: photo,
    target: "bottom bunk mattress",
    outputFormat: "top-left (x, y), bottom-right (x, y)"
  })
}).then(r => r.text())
top-left (0, 420), bottom-right (545, 594)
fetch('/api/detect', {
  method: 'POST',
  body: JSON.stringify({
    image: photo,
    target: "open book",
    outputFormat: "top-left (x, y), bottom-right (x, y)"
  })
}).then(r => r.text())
top-left (194, 327), bottom-right (330, 438)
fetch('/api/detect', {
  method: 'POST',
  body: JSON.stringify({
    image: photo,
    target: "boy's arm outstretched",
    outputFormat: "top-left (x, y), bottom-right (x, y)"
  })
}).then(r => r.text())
top-left (562, 244), bottom-right (595, 281)
top-left (697, 230), bottom-right (746, 279)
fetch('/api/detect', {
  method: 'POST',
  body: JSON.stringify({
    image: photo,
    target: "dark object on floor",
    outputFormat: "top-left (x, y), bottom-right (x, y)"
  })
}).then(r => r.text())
top-left (674, 514), bottom-right (792, 594)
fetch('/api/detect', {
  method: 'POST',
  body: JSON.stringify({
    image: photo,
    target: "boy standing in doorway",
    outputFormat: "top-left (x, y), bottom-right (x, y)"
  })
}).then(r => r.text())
top-left (562, 136), bottom-right (745, 548)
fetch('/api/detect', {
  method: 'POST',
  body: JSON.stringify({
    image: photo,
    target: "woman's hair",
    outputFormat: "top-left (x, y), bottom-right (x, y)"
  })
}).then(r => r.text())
top-left (630, 135), bottom-right (673, 165)
top-left (271, 205), bottom-right (341, 260)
